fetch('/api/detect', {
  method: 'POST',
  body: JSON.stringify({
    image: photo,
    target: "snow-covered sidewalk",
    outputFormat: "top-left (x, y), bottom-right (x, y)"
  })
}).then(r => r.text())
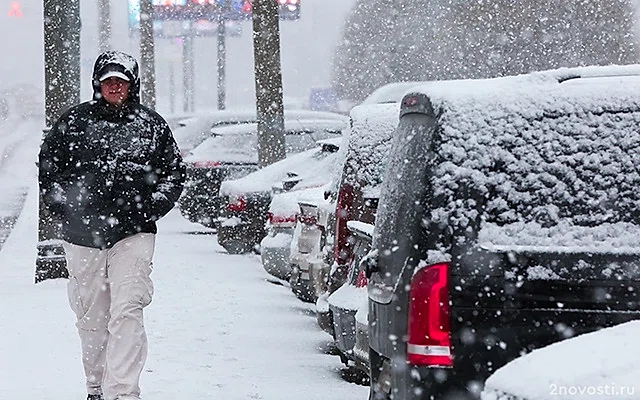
top-left (0, 119), bottom-right (41, 250)
top-left (0, 149), bottom-right (368, 399)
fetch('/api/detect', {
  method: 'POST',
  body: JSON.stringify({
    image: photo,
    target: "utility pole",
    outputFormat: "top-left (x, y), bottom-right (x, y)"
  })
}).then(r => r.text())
top-left (43, 0), bottom-right (81, 127)
top-left (139, 0), bottom-right (157, 109)
top-left (98, 0), bottom-right (112, 52)
top-left (182, 22), bottom-right (195, 113)
top-left (252, 0), bottom-right (286, 167)
top-left (217, 13), bottom-right (226, 110)
top-left (38, 0), bottom-right (81, 282)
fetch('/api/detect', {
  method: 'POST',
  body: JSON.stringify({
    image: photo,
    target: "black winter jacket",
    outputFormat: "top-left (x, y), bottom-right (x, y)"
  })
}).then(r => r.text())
top-left (38, 51), bottom-right (185, 249)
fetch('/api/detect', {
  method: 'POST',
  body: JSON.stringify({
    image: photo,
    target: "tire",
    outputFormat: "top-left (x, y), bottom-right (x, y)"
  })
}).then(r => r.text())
top-left (221, 239), bottom-right (254, 254)
top-left (292, 285), bottom-right (317, 303)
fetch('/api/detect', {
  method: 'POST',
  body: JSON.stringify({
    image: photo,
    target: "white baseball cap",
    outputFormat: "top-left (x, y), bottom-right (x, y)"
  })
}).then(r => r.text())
top-left (99, 70), bottom-right (130, 82)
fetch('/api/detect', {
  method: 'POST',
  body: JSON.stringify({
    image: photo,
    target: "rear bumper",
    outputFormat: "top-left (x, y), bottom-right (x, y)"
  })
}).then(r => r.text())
top-left (369, 305), bottom-right (640, 400)
top-left (217, 221), bottom-right (265, 251)
top-left (369, 347), bottom-right (482, 400)
top-left (260, 235), bottom-right (293, 281)
top-left (290, 252), bottom-right (329, 303)
top-left (353, 317), bottom-right (369, 373)
top-left (329, 304), bottom-right (357, 358)
top-left (179, 186), bottom-right (221, 226)
top-left (316, 294), bottom-right (334, 337)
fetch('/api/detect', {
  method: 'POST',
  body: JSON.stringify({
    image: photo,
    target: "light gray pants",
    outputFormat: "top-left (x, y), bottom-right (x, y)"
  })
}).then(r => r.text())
top-left (63, 233), bottom-right (155, 400)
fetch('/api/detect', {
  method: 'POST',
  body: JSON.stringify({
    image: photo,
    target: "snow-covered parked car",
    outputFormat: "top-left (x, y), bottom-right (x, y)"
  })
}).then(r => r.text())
top-left (315, 103), bottom-right (399, 334)
top-left (218, 137), bottom-right (343, 254)
top-left (367, 64), bottom-right (640, 400)
top-left (360, 81), bottom-right (425, 105)
top-left (288, 193), bottom-right (334, 302)
top-left (180, 118), bottom-right (346, 229)
top-left (481, 320), bottom-right (640, 400)
top-left (172, 108), bottom-right (348, 155)
top-left (261, 185), bottom-right (329, 281)
top-left (352, 293), bottom-right (369, 375)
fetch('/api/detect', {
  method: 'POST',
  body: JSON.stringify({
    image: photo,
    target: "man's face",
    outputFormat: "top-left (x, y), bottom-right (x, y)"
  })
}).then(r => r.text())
top-left (100, 77), bottom-right (131, 106)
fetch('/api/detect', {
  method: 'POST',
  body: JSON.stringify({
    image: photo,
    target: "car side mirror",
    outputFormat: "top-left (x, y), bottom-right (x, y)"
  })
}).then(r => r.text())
top-left (364, 249), bottom-right (379, 279)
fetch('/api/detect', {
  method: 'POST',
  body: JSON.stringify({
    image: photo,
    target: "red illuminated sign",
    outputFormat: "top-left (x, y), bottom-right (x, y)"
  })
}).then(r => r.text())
top-left (8, 2), bottom-right (23, 18)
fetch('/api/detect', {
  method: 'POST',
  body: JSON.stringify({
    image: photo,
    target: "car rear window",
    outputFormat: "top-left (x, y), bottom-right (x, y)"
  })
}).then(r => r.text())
top-left (341, 103), bottom-right (400, 195)
top-left (188, 129), bottom-right (343, 165)
top-left (285, 129), bottom-right (342, 154)
top-left (371, 70), bottom-right (640, 303)
top-left (188, 133), bottom-right (259, 164)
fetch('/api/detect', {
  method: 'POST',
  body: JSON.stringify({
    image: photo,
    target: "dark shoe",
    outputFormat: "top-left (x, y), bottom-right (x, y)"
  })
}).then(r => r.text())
top-left (87, 395), bottom-right (104, 400)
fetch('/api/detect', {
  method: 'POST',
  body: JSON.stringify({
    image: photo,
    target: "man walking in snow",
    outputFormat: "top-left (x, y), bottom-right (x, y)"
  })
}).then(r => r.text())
top-left (38, 50), bottom-right (185, 400)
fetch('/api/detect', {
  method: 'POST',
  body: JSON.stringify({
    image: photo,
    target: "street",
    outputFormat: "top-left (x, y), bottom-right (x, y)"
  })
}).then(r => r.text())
top-left (0, 118), bottom-right (368, 400)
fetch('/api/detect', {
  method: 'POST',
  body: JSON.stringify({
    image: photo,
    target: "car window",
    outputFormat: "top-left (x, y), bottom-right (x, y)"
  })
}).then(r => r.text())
top-left (284, 130), bottom-right (342, 154)
top-left (189, 133), bottom-right (259, 164)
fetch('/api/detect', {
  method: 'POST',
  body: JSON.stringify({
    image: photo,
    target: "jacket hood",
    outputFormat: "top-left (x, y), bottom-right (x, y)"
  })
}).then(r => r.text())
top-left (92, 51), bottom-right (140, 104)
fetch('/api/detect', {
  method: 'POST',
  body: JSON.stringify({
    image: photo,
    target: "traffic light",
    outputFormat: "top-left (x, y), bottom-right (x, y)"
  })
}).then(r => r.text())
top-left (8, 2), bottom-right (23, 18)
top-left (144, 0), bottom-right (300, 21)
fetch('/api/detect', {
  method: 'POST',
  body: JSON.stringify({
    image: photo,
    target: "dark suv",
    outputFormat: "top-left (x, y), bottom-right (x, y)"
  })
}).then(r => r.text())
top-left (367, 66), bottom-right (640, 400)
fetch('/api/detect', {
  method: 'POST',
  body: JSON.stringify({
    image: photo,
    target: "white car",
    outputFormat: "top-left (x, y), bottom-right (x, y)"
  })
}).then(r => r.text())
top-left (261, 185), bottom-right (330, 282)
top-left (178, 119), bottom-right (347, 229)
top-left (172, 109), bottom-right (349, 155)
top-left (217, 137), bottom-right (344, 254)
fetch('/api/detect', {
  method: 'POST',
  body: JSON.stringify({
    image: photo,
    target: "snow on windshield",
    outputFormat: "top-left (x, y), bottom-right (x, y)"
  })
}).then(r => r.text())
top-left (185, 132), bottom-right (259, 164)
top-left (220, 138), bottom-right (344, 195)
top-left (407, 65), bottom-right (640, 251)
top-left (343, 103), bottom-right (400, 194)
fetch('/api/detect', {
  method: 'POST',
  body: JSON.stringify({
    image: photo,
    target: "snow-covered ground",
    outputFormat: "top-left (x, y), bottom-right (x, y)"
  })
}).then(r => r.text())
top-left (0, 118), bottom-right (368, 399)
top-left (0, 118), bottom-right (42, 249)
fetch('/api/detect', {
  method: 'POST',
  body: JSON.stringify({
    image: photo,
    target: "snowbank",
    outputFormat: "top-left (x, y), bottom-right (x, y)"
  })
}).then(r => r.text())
top-left (482, 320), bottom-right (640, 400)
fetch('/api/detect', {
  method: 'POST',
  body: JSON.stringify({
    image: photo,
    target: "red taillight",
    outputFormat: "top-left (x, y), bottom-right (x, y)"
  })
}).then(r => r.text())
top-left (299, 214), bottom-right (318, 225)
top-left (407, 262), bottom-right (452, 367)
top-left (191, 160), bottom-right (221, 168)
top-left (269, 212), bottom-right (297, 227)
top-left (355, 269), bottom-right (368, 288)
top-left (227, 195), bottom-right (247, 212)
top-left (333, 184), bottom-right (354, 265)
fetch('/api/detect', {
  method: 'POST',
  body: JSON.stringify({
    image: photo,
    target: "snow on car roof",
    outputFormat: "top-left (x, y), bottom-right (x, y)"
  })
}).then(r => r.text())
top-left (184, 130), bottom-right (258, 164)
top-left (184, 120), bottom-right (346, 165)
top-left (220, 137), bottom-right (344, 195)
top-left (209, 119), bottom-right (347, 135)
top-left (402, 64), bottom-right (640, 249)
top-left (172, 110), bottom-right (348, 152)
top-left (481, 320), bottom-right (640, 400)
top-left (182, 108), bottom-right (349, 123)
top-left (342, 103), bottom-right (400, 192)
top-left (361, 81), bottom-right (425, 105)
top-left (269, 185), bottom-right (329, 216)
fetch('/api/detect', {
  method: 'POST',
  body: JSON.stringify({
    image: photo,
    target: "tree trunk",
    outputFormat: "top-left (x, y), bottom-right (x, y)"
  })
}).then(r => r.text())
top-left (98, 0), bottom-right (112, 53)
top-left (139, 0), bottom-right (156, 109)
top-left (252, 0), bottom-right (286, 168)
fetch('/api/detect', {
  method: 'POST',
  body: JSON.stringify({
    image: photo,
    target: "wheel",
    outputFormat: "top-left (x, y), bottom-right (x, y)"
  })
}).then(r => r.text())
top-left (221, 239), bottom-right (254, 254)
